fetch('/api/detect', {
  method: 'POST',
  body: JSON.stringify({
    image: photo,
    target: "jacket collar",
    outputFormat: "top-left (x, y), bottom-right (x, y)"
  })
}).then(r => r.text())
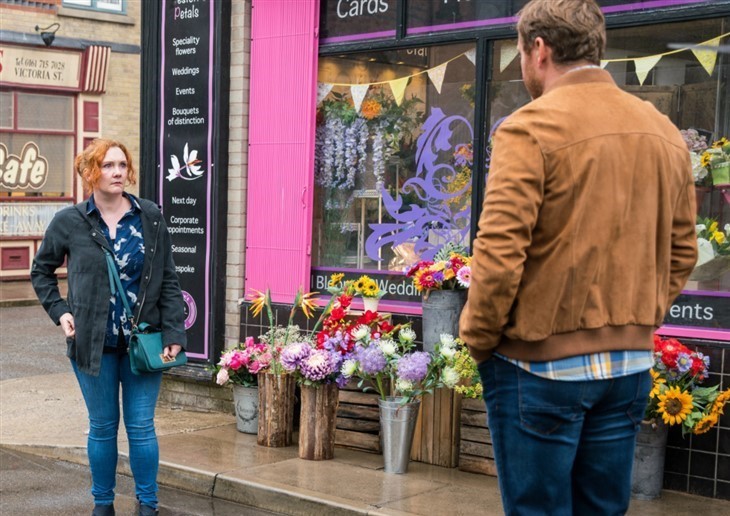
top-left (545, 67), bottom-right (615, 96)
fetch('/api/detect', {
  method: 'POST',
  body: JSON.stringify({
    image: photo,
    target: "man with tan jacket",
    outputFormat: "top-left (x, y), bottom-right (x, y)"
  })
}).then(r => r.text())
top-left (459, 0), bottom-right (697, 514)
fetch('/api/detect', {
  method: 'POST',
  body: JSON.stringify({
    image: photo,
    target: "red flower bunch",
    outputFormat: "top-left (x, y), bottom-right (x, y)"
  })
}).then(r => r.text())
top-left (405, 244), bottom-right (472, 293)
top-left (315, 292), bottom-right (391, 355)
top-left (653, 335), bottom-right (709, 381)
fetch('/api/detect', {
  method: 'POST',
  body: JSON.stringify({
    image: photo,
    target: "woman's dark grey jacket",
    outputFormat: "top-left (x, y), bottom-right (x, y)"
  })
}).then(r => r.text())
top-left (31, 197), bottom-right (187, 376)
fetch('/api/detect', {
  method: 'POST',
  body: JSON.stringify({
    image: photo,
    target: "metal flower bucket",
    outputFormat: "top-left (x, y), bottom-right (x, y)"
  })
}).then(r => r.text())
top-left (379, 396), bottom-right (421, 474)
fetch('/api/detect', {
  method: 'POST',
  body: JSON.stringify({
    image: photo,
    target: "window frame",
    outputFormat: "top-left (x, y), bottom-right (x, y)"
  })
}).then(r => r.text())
top-left (62, 0), bottom-right (125, 15)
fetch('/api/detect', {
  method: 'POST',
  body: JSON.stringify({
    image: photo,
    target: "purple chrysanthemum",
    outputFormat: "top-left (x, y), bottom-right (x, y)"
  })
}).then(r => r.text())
top-left (280, 342), bottom-right (312, 372)
top-left (357, 345), bottom-right (387, 375)
top-left (396, 351), bottom-right (431, 383)
top-left (299, 349), bottom-right (338, 382)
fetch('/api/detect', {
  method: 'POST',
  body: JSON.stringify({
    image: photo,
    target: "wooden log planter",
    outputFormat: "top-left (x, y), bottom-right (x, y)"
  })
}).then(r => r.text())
top-left (411, 387), bottom-right (461, 468)
top-left (299, 383), bottom-right (339, 460)
top-left (458, 397), bottom-right (497, 476)
top-left (257, 372), bottom-right (296, 447)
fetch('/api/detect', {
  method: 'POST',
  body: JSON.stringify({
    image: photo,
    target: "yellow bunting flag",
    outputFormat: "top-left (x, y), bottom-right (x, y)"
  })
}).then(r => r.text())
top-left (691, 37), bottom-right (721, 76)
top-left (389, 76), bottom-right (409, 106)
top-left (427, 62), bottom-right (448, 94)
top-left (634, 55), bottom-right (662, 85)
top-left (350, 84), bottom-right (369, 113)
top-left (500, 43), bottom-right (519, 72)
top-left (465, 48), bottom-right (476, 66)
top-left (316, 82), bottom-right (334, 105)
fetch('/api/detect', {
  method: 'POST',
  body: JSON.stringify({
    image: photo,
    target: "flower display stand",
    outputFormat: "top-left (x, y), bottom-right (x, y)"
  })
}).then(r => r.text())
top-left (421, 290), bottom-right (467, 352)
top-left (458, 397), bottom-right (497, 476)
top-left (299, 383), bottom-right (339, 460)
top-left (631, 420), bottom-right (668, 500)
top-left (335, 379), bottom-right (382, 453)
top-left (257, 372), bottom-right (295, 447)
top-left (410, 387), bottom-right (461, 468)
top-left (232, 385), bottom-right (259, 434)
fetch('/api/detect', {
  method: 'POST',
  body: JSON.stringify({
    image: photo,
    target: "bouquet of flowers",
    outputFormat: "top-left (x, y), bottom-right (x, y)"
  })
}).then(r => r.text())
top-left (213, 336), bottom-right (271, 387)
top-left (699, 136), bottom-right (730, 187)
top-left (451, 337), bottom-right (483, 399)
top-left (647, 336), bottom-right (729, 436)
top-left (340, 327), bottom-right (460, 404)
top-left (681, 129), bottom-right (711, 188)
top-left (406, 243), bottom-right (472, 295)
top-left (328, 272), bottom-right (384, 300)
top-left (691, 216), bottom-right (730, 281)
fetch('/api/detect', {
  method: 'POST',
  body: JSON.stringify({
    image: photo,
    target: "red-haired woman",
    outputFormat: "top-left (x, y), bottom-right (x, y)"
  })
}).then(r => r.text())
top-left (31, 139), bottom-right (186, 516)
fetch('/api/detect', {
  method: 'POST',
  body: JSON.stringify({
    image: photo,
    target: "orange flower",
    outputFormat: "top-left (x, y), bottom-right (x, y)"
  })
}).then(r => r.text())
top-left (361, 99), bottom-right (382, 120)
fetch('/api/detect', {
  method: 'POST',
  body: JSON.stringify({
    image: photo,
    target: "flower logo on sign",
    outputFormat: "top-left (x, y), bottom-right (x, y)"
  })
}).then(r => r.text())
top-left (167, 143), bottom-right (203, 181)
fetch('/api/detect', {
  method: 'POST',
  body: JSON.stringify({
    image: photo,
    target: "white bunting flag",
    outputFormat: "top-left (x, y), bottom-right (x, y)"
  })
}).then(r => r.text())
top-left (465, 48), bottom-right (476, 66)
top-left (634, 55), bottom-right (662, 85)
top-left (350, 84), bottom-right (369, 113)
top-left (316, 82), bottom-right (334, 105)
top-left (389, 77), bottom-right (409, 106)
top-left (600, 60), bottom-right (609, 69)
top-left (691, 37), bottom-right (721, 76)
top-left (500, 43), bottom-right (519, 72)
top-left (427, 62), bottom-right (448, 94)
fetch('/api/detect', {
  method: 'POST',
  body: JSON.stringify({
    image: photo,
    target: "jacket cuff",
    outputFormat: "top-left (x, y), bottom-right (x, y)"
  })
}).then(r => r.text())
top-left (49, 302), bottom-right (71, 325)
top-left (163, 331), bottom-right (187, 350)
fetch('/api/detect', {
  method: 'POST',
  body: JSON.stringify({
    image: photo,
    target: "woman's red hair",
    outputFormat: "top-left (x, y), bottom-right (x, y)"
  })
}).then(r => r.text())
top-left (75, 138), bottom-right (137, 193)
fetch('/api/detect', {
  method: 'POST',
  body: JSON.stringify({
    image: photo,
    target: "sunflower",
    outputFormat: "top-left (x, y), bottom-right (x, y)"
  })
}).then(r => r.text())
top-left (657, 386), bottom-right (694, 426)
top-left (329, 273), bottom-right (344, 287)
top-left (711, 389), bottom-right (730, 415)
top-left (363, 282), bottom-right (378, 297)
top-left (354, 277), bottom-right (366, 292)
top-left (701, 151), bottom-right (712, 168)
top-left (712, 136), bottom-right (729, 149)
top-left (693, 412), bottom-right (719, 435)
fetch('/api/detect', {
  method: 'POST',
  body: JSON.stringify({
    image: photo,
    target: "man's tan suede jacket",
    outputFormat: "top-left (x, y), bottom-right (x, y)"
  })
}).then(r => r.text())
top-left (460, 68), bottom-right (697, 364)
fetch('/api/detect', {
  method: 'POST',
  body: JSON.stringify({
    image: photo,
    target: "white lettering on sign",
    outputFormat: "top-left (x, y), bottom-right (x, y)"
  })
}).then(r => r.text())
top-left (0, 142), bottom-right (49, 190)
top-left (669, 303), bottom-right (714, 321)
top-left (337, 0), bottom-right (389, 19)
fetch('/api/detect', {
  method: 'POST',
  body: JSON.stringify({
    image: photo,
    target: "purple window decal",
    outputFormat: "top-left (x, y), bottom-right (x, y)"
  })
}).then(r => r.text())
top-left (365, 107), bottom-right (474, 263)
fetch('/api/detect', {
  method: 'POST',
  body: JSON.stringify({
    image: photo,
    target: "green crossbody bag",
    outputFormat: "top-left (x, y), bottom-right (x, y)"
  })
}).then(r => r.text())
top-left (103, 249), bottom-right (187, 375)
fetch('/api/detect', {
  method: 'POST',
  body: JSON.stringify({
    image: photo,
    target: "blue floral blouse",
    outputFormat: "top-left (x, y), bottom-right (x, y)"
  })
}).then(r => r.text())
top-left (87, 193), bottom-right (145, 348)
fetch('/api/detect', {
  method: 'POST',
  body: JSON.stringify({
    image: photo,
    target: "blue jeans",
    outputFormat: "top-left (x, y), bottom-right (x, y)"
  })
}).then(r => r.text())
top-left (478, 356), bottom-right (650, 516)
top-left (72, 353), bottom-right (162, 508)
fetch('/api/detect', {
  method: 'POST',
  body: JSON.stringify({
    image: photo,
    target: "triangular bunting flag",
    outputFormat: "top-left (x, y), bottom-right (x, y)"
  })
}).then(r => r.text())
top-left (691, 37), bottom-right (721, 76)
top-left (316, 82), bottom-right (334, 105)
top-left (350, 84), bottom-right (369, 113)
top-left (389, 77), bottom-right (409, 106)
top-left (427, 62), bottom-right (448, 94)
top-left (634, 55), bottom-right (662, 85)
top-left (600, 60), bottom-right (609, 69)
top-left (465, 48), bottom-right (476, 66)
top-left (500, 43), bottom-right (519, 72)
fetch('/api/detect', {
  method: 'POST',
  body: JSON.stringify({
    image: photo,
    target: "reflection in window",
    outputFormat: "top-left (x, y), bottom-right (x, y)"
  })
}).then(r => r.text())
top-left (314, 43), bottom-right (476, 273)
top-left (488, 18), bottom-right (729, 296)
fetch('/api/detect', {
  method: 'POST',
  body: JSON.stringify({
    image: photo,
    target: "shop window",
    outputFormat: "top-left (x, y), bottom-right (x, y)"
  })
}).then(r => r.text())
top-left (314, 42), bottom-right (476, 280)
top-left (62, 0), bottom-right (124, 13)
top-left (0, 92), bottom-right (74, 199)
top-left (488, 18), bottom-right (729, 336)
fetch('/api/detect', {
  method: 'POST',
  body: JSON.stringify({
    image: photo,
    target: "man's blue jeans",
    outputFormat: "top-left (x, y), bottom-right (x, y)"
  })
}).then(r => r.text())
top-left (478, 356), bottom-right (650, 516)
top-left (72, 353), bottom-right (162, 508)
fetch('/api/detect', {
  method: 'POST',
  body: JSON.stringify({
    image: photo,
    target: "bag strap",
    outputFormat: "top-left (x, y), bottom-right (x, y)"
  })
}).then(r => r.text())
top-left (103, 248), bottom-right (136, 329)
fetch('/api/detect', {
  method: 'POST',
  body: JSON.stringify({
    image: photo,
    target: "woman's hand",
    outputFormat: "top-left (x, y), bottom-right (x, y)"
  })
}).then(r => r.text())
top-left (59, 313), bottom-right (76, 338)
top-left (163, 344), bottom-right (182, 360)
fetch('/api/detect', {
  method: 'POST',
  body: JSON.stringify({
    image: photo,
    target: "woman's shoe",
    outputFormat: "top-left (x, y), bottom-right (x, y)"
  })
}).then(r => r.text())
top-left (91, 504), bottom-right (115, 516)
top-left (138, 504), bottom-right (159, 516)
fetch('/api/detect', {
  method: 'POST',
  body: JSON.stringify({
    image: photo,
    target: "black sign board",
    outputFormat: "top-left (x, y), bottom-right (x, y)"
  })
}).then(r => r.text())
top-left (664, 293), bottom-right (730, 331)
top-left (311, 267), bottom-right (421, 303)
top-left (159, 0), bottom-right (214, 358)
top-left (320, 0), bottom-right (397, 42)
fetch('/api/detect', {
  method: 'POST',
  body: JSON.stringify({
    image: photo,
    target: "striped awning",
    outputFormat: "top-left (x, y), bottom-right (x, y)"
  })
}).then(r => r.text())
top-left (82, 45), bottom-right (110, 94)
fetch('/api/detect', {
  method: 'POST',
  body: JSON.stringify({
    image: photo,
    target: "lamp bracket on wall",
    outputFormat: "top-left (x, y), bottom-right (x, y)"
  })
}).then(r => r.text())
top-left (34, 23), bottom-right (60, 47)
